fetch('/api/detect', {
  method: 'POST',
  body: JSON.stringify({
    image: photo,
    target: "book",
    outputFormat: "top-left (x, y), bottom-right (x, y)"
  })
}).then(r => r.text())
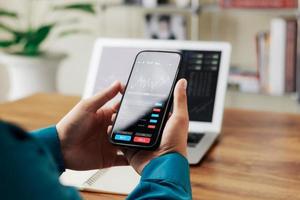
top-left (220, 0), bottom-right (298, 8)
top-left (297, 17), bottom-right (300, 102)
top-left (256, 31), bottom-right (270, 93)
top-left (268, 18), bottom-right (287, 95)
top-left (228, 67), bottom-right (260, 93)
top-left (284, 18), bottom-right (297, 93)
top-left (256, 17), bottom-right (299, 95)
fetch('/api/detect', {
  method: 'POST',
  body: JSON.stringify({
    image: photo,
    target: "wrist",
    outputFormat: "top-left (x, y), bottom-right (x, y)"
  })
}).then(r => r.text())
top-left (135, 149), bottom-right (187, 174)
top-left (141, 152), bottom-right (189, 177)
top-left (55, 125), bottom-right (70, 168)
top-left (160, 145), bottom-right (188, 160)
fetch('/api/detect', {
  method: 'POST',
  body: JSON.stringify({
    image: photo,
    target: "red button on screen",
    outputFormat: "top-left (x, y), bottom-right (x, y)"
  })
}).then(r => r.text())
top-left (134, 136), bottom-right (151, 144)
top-left (148, 125), bottom-right (156, 129)
top-left (153, 108), bottom-right (161, 112)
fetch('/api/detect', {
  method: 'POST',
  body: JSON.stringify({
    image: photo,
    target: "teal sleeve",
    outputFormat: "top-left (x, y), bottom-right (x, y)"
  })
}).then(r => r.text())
top-left (31, 126), bottom-right (65, 173)
top-left (0, 122), bottom-right (82, 200)
top-left (127, 153), bottom-right (192, 200)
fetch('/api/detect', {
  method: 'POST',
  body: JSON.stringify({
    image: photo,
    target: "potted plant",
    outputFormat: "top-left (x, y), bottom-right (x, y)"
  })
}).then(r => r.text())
top-left (0, 2), bottom-right (97, 100)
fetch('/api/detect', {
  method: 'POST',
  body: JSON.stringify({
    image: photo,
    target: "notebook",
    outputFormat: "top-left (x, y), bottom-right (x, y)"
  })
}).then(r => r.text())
top-left (60, 166), bottom-right (140, 195)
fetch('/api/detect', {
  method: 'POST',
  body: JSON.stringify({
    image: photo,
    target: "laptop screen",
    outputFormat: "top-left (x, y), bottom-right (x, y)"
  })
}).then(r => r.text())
top-left (179, 50), bottom-right (221, 122)
top-left (92, 47), bottom-right (221, 123)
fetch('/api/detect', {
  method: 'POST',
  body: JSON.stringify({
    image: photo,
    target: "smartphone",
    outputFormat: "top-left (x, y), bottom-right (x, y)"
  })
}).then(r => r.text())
top-left (110, 50), bottom-right (182, 150)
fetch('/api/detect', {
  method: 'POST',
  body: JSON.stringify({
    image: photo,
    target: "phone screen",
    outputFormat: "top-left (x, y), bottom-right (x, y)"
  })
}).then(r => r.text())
top-left (110, 51), bottom-right (181, 149)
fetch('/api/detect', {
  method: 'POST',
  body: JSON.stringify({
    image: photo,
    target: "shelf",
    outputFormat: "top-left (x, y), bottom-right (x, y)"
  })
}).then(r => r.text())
top-left (140, 5), bottom-right (197, 15)
top-left (100, 2), bottom-right (299, 16)
top-left (225, 89), bottom-right (300, 114)
top-left (221, 8), bottom-right (299, 16)
top-left (199, 3), bottom-right (299, 15)
top-left (101, 4), bottom-right (199, 14)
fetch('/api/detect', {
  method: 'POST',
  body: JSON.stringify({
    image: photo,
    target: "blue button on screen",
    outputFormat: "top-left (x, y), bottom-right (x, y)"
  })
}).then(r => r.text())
top-left (115, 134), bottom-right (131, 141)
top-left (150, 119), bottom-right (158, 123)
top-left (155, 102), bottom-right (163, 107)
top-left (151, 114), bottom-right (159, 118)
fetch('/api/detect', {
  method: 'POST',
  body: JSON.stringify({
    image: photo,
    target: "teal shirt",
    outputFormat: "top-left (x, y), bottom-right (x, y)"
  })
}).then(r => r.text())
top-left (0, 121), bottom-right (192, 200)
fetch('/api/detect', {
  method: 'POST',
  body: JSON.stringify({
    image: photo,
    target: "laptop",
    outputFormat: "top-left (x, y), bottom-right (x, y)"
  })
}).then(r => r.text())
top-left (84, 38), bottom-right (231, 164)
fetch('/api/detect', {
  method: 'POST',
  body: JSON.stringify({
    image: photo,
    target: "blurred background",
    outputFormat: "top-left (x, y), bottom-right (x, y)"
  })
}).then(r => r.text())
top-left (0, 0), bottom-right (300, 113)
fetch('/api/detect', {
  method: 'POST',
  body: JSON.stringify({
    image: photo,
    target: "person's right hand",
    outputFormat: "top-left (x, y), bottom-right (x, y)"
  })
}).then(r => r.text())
top-left (110, 79), bottom-right (189, 174)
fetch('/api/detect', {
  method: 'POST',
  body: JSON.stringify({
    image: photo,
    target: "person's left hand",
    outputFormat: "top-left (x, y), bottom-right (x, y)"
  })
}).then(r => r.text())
top-left (56, 81), bottom-right (128, 170)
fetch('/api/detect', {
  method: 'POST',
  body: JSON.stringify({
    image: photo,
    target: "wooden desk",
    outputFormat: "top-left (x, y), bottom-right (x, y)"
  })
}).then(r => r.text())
top-left (0, 93), bottom-right (299, 200)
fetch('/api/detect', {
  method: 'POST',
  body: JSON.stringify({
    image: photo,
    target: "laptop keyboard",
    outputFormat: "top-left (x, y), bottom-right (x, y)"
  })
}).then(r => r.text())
top-left (187, 133), bottom-right (204, 147)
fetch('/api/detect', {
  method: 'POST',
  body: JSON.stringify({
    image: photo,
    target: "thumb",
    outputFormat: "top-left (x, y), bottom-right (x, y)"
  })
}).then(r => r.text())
top-left (172, 79), bottom-right (188, 119)
top-left (84, 81), bottom-right (122, 112)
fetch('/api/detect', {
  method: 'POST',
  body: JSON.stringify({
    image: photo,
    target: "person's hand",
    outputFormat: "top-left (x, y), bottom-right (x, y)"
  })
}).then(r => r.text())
top-left (110, 79), bottom-right (189, 174)
top-left (57, 81), bottom-right (128, 170)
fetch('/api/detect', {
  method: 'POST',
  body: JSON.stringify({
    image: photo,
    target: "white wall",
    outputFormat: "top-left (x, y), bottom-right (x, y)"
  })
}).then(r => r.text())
top-left (0, 0), bottom-right (281, 102)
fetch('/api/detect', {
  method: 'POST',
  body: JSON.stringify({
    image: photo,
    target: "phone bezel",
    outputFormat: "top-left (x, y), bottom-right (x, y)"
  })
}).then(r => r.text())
top-left (109, 50), bottom-right (182, 150)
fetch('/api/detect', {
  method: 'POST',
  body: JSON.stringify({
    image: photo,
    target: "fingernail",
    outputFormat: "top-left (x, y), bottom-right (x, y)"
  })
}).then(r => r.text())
top-left (182, 79), bottom-right (187, 90)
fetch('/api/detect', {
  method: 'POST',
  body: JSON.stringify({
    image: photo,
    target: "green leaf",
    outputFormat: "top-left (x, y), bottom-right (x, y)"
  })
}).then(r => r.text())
top-left (0, 40), bottom-right (16, 48)
top-left (0, 9), bottom-right (17, 18)
top-left (58, 29), bottom-right (91, 37)
top-left (0, 23), bottom-right (54, 55)
top-left (0, 23), bottom-right (27, 49)
top-left (22, 24), bottom-right (55, 55)
top-left (0, 23), bottom-right (16, 33)
top-left (54, 3), bottom-right (96, 14)
top-left (32, 24), bottom-right (54, 45)
top-left (0, 23), bottom-right (24, 43)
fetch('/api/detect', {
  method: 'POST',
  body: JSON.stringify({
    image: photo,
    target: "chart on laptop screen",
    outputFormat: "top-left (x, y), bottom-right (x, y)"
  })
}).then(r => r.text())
top-left (93, 47), bottom-right (221, 123)
top-left (179, 50), bottom-right (221, 122)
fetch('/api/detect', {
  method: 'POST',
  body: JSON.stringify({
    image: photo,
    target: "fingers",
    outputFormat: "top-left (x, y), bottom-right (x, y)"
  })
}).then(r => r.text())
top-left (107, 125), bottom-right (112, 135)
top-left (172, 79), bottom-right (188, 119)
top-left (84, 81), bottom-right (122, 112)
top-left (120, 83), bottom-right (125, 94)
top-left (111, 101), bottom-right (121, 112)
top-left (111, 113), bottom-right (117, 122)
top-left (105, 112), bottom-right (116, 135)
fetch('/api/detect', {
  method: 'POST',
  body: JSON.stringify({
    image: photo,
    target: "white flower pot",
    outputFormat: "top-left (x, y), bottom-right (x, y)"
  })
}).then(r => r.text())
top-left (0, 52), bottom-right (66, 100)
